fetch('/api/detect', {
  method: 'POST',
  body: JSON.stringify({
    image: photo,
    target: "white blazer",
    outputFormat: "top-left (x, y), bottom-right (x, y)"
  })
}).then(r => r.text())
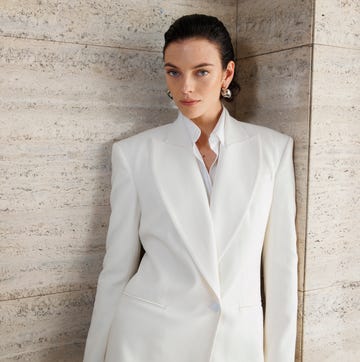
top-left (83, 107), bottom-right (298, 362)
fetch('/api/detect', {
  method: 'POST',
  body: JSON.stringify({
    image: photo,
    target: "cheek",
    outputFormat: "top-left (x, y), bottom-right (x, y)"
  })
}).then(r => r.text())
top-left (206, 72), bottom-right (223, 87)
top-left (164, 76), bottom-right (173, 87)
top-left (201, 77), bottom-right (222, 94)
top-left (165, 80), bottom-right (179, 96)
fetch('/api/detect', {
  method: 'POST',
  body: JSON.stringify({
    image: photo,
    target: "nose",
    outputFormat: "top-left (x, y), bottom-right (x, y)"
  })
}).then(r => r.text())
top-left (181, 74), bottom-right (194, 95)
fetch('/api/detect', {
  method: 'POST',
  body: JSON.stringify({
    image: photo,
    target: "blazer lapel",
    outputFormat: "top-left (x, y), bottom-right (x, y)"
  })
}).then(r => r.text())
top-left (210, 111), bottom-right (261, 260)
top-left (151, 114), bottom-right (221, 299)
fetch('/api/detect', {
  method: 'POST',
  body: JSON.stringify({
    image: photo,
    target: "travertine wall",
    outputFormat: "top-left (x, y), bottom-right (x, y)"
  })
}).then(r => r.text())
top-left (303, 1), bottom-right (360, 360)
top-left (0, 1), bottom-right (236, 360)
top-left (236, 0), bottom-right (359, 361)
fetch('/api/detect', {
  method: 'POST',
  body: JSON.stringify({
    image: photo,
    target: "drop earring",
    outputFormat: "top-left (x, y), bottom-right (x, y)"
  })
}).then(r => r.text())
top-left (166, 90), bottom-right (173, 100)
top-left (221, 87), bottom-right (232, 99)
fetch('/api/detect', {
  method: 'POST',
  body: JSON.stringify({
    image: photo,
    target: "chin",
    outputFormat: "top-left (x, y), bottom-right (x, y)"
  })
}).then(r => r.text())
top-left (177, 105), bottom-right (204, 121)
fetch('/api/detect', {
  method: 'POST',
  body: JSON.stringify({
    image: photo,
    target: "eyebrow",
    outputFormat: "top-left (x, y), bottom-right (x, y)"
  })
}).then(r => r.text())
top-left (164, 62), bottom-right (215, 69)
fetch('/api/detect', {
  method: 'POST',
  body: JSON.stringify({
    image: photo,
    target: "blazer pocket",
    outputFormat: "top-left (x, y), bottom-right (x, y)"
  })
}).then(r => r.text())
top-left (121, 291), bottom-right (167, 310)
top-left (237, 303), bottom-right (263, 311)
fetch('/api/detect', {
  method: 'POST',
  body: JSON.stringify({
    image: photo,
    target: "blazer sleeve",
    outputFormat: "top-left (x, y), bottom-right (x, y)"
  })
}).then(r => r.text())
top-left (83, 142), bottom-right (142, 362)
top-left (262, 136), bottom-right (298, 362)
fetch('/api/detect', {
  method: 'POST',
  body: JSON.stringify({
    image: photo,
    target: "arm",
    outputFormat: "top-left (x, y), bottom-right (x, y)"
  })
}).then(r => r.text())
top-left (262, 136), bottom-right (298, 362)
top-left (83, 142), bottom-right (141, 362)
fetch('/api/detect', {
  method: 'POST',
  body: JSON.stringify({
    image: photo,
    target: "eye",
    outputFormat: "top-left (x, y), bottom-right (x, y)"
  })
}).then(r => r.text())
top-left (197, 69), bottom-right (209, 77)
top-left (166, 70), bottom-right (180, 77)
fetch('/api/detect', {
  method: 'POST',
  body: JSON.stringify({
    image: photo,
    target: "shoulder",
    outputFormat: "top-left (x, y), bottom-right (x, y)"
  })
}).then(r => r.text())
top-left (227, 114), bottom-right (294, 171)
top-left (238, 118), bottom-right (291, 143)
top-left (229, 114), bottom-right (293, 151)
top-left (112, 121), bottom-right (174, 156)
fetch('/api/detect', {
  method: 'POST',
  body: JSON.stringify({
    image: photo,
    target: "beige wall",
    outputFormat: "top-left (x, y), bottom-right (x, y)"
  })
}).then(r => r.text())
top-left (303, 1), bottom-right (360, 360)
top-left (236, 1), bottom-right (313, 360)
top-left (237, 0), bottom-right (359, 361)
top-left (0, 1), bottom-right (236, 360)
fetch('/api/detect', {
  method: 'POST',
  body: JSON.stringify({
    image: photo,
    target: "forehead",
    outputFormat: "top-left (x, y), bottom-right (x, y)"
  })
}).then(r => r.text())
top-left (164, 38), bottom-right (222, 66)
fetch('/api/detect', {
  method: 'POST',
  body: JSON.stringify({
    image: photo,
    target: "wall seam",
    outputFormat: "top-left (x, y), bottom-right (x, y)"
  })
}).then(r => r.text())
top-left (0, 287), bottom-right (96, 303)
top-left (0, 34), bottom-right (161, 53)
top-left (236, 43), bottom-right (313, 60)
top-left (301, 0), bottom-right (317, 360)
top-left (312, 42), bottom-right (360, 51)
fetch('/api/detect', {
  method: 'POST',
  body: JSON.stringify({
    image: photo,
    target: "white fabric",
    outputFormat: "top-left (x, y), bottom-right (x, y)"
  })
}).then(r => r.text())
top-left (83, 107), bottom-right (298, 362)
top-left (180, 108), bottom-right (225, 202)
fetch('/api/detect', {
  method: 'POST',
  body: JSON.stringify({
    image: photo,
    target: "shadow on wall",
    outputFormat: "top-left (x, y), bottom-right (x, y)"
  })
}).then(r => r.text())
top-left (235, 42), bottom-right (259, 123)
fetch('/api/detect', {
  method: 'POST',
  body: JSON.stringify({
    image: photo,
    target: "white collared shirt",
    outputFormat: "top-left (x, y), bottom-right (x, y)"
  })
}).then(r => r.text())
top-left (180, 108), bottom-right (225, 202)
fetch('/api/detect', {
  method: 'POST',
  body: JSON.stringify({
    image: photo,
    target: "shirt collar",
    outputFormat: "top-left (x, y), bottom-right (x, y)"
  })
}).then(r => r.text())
top-left (180, 106), bottom-right (226, 146)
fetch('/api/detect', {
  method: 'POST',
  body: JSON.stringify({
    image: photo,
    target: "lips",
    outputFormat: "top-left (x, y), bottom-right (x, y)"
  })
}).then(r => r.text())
top-left (180, 99), bottom-right (200, 106)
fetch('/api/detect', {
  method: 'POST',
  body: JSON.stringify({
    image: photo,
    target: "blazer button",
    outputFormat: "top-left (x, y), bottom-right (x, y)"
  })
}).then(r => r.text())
top-left (209, 301), bottom-right (221, 313)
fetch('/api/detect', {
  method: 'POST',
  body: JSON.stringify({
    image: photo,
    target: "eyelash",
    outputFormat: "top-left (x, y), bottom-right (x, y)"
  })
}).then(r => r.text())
top-left (166, 70), bottom-right (209, 78)
top-left (167, 70), bottom-right (180, 77)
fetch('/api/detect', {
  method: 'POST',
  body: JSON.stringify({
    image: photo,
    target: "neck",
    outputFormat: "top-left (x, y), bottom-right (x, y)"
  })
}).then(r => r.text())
top-left (191, 103), bottom-right (223, 138)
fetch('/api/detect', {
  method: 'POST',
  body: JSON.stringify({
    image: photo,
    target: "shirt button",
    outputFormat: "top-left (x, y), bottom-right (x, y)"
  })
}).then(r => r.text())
top-left (209, 301), bottom-right (221, 313)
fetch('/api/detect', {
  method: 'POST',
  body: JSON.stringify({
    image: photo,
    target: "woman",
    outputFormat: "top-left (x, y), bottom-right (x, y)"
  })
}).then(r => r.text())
top-left (84, 14), bottom-right (298, 362)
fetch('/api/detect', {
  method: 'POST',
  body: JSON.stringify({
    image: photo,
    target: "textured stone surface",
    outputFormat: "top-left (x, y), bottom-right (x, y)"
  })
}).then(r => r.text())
top-left (306, 45), bottom-right (360, 291)
top-left (296, 291), bottom-right (304, 362)
top-left (303, 22), bottom-right (360, 361)
top-left (237, 0), bottom-right (313, 57)
top-left (236, 46), bottom-right (312, 292)
top-left (302, 285), bottom-right (360, 361)
top-left (0, 0), bottom-right (237, 51)
top-left (0, 36), bottom-right (177, 303)
top-left (0, 290), bottom-right (94, 359)
top-left (0, 344), bottom-right (84, 362)
top-left (306, 2), bottom-right (360, 360)
top-left (0, 207), bottom-right (106, 300)
top-left (0, 36), bottom-right (174, 111)
top-left (315, 0), bottom-right (360, 48)
top-left (0, 36), bottom-right (174, 210)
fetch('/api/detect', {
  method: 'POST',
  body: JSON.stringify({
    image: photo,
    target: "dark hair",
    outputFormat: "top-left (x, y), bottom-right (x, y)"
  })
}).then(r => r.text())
top-left (163, 14), bottom-right (240, 102)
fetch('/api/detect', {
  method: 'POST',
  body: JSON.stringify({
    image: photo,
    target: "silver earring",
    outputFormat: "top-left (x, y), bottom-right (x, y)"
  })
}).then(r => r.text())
top-left (221, 87), bottom-right (232, 99)
top-left (166, 90), bottom-right (173, 100)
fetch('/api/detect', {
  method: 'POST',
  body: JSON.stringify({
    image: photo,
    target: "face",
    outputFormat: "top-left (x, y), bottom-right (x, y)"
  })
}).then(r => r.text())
top-left (164, 38), bottom-right (234, 124)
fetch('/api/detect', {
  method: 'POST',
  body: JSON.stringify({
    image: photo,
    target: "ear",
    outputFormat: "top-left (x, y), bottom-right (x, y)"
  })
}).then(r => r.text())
top-left (222, 61), bottom-right (235, 89)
